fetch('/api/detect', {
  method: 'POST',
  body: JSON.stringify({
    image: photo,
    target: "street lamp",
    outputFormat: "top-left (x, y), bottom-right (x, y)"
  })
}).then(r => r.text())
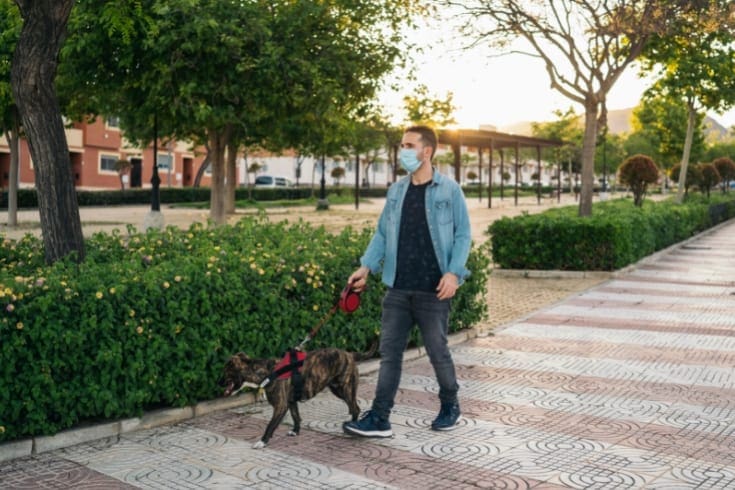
top-left (143, 113), bottom-right (164, 230)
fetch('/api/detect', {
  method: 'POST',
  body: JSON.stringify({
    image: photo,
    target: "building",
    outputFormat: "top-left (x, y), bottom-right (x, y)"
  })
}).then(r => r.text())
top-left (0, 117), bottom-right (211, 191)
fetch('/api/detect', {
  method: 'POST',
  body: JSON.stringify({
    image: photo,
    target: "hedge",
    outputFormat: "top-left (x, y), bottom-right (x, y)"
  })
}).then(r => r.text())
top-left (0, 216), bottom-right (490, 442)
top-left (0, 186), bottom-right (389, 209)
top-left (488, 195), bottom-right (735, 271)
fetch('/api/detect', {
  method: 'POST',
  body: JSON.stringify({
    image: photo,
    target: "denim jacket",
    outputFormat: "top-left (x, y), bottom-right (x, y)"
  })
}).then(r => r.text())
top-left (361, 170), bottom-right (472, 288)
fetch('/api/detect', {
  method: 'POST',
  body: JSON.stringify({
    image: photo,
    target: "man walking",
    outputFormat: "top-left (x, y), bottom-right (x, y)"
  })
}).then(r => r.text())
top-left (343, 125), bottom-right (472, 437)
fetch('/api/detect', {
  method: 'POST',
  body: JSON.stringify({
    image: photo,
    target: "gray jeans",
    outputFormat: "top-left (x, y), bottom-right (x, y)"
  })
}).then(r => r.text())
top-left (371, 288), bottom-right (459, 419)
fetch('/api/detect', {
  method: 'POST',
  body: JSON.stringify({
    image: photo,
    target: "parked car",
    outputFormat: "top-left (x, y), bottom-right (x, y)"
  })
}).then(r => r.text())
top-left (254, 175), bottom-right (293, 188)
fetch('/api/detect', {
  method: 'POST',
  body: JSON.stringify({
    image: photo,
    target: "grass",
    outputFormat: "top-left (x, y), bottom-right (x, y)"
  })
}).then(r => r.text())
top-left (171, 193), bottom-right (371, 210)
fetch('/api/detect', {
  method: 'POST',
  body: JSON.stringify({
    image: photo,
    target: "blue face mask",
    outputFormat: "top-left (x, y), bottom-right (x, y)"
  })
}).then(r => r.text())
top-left (399, 148), bottom-right (422, 174)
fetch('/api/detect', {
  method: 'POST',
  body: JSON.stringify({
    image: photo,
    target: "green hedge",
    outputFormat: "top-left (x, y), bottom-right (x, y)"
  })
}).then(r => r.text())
top-left (1, 186), bottom-right (389, 208)
top-left (0, 217), bottom-right (489, 442)
top-left (488, 196), bottom-right (735, 271)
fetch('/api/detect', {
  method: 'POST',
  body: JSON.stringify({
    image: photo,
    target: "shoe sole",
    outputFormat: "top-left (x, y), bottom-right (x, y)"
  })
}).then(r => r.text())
top-left (342, 426), bottom-right (393, 438)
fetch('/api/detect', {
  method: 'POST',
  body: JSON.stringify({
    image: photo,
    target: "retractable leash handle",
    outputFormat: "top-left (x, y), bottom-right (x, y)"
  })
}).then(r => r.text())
top-left (297, 281), bottom-right (362, 349)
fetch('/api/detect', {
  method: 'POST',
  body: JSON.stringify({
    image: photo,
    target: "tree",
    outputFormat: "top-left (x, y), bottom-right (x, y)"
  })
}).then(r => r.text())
top-left (532, 108), bottom-right (583, 193)
top-left (712, 157), bottom-right (735, 192)
top-left (639, 2), bottom-right (735, 204)
top-left (61, 1), bottom-right (423, 224)
top-left (0, 0), bottom-right (21, 227)
top-left (403, 84), bottom-right (457, 128)
top-left (441, 0), bottom-right (709, 217)
top-left (629, 93), bottom-right (706, 186)
top-left (11, 0), bottom-right (85, 263)
top-left (670, 162), bottom-right (702, 198)
top-left (698, 162), bottom-right (721, 198)
top-left (331, 166), bottom-right (346, 187)
top-left (114, 158), bottom-right (131, 191)
top-left (618, 154), bottom-right (659, 207)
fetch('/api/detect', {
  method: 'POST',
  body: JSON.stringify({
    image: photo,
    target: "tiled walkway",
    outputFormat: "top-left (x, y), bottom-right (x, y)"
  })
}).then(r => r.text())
top-left (2, 220), bottom-right (735, 489)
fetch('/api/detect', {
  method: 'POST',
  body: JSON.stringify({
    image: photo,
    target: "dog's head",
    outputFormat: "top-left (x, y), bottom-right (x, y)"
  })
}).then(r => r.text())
top-left (220, 352), bottom-right (256, 397)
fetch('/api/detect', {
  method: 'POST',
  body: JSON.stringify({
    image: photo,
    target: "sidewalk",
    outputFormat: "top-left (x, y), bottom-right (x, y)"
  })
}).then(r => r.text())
top-left (2, 199), bottom-right (735, 488)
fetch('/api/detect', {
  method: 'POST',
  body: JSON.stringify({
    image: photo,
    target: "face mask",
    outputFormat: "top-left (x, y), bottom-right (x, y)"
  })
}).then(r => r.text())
top-left (399, 148), bottom-right (422, 174)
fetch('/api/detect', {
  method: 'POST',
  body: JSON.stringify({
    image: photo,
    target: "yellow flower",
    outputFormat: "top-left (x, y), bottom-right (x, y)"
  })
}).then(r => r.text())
top-left (129, 309), bottom-right (136, 318)
top-left (136, 326), bottom-right (143, 334)
top-left (258, 269), bottom-right (265, 275)
top-left (16, 322), bottom-right (23, 330)
top-left (313, 305), bottom-right (319, 311)
top-left (163, 281), bottom-right (170, 289)
top-left (0, 426), bottom-right (4, 434)
top-left (250, 263), bottom-right (257, 270)
top-left (109, 287), bottom-right (116, 295)
top-left (174, 275), bottom-right (182, 282)
top-left (95, 291), bottom-right (103, 299)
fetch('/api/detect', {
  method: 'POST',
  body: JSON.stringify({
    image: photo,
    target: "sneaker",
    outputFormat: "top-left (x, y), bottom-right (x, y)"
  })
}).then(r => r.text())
top-left (431, 401), bottom-right (461, 431)
top-left (342, 410), bottom-right (393, 438)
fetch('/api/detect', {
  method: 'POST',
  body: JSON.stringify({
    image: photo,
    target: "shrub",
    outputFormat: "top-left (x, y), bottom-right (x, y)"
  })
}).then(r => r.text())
top-left (712, 157), bottom-right (735, 191)
top-left (0, 217), bottom-right (489, 441)
top-left (698, 163), bottom-right (721, 198)
top-left (618, 154), bottom-right (659, 207)
top-left (670, 163), bottom-right (703, 196)
top-left (488, 196), bottom-right (735, 271)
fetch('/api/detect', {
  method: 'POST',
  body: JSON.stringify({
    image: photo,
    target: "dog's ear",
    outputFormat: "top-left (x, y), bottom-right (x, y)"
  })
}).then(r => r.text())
top-left (236, 352), bottom-right (250, 362)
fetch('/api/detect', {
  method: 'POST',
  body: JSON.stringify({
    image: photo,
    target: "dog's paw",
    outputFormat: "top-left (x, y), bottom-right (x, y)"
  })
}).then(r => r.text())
top-left (252, 440), bottom-right (266, 449)
top-left (287, 430), bottom-right (298, 437)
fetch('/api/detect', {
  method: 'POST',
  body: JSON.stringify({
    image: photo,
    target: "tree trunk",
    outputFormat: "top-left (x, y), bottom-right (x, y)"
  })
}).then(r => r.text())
top-left (11, 0), bottom-right (85, 263)
top-left (225, 141), bottom-right (237, 214)
top-left (5, 124), bottom-right (20, 227)
top-left (208, 126), bottom-right (231, 225)
top-left (578, 98), bottom-right (599, 217)
top-left (675, 101), bottom-right (697, 205)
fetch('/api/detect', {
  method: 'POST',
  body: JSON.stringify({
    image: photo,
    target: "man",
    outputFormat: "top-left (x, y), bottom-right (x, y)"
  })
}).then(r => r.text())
top-left (342, 125), bottom-right (472, 437)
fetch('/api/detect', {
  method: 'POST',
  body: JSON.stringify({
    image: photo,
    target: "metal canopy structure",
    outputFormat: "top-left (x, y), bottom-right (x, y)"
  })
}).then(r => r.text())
top-left (437, 128), bottom-right (565, 208)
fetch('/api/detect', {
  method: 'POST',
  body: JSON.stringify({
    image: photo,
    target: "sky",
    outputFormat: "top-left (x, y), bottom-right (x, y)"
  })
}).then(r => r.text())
top-left (380, 19), bottom-right (735, 133)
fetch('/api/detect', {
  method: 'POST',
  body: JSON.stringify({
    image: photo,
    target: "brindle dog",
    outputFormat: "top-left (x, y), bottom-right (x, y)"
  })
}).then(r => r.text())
top-left (221, 348), bottom-right (363, 448)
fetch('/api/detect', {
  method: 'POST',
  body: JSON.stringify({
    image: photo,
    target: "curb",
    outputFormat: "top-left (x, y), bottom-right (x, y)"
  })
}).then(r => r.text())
top-left (0, 330), bottom-right (479, 464)
top-left (0, 392), bottom-right (257, 463)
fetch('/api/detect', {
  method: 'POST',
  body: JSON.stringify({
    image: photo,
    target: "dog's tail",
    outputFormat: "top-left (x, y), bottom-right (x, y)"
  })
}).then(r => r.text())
top-left (352, 337), bottom-right (379, 362)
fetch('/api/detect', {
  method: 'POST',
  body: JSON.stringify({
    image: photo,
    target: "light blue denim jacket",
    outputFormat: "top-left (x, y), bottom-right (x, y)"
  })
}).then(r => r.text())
top-left (361, 170), bottom-right (472, 288)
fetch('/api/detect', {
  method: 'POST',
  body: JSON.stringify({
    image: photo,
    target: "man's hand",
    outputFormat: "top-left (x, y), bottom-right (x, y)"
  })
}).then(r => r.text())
top-left (436, 272), bottom-right (459, 300)
top-left (348, 266), bottom-right (370, 292)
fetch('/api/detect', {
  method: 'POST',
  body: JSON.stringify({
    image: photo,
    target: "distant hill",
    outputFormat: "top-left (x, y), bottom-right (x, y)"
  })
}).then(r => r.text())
top-left (498, 108), bottom-right (729, 140)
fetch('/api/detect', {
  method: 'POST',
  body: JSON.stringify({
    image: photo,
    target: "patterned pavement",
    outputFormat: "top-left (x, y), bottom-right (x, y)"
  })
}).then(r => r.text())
top-left (1, 219), bottom-right (735, 489)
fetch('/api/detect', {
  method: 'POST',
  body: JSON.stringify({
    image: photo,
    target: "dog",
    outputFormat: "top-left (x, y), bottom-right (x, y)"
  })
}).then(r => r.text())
top-left (221, 347), bottom-right (367, 448)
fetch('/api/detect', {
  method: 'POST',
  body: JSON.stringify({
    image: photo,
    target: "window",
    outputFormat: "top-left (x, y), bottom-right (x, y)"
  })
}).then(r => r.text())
top-left (105, 116), bottom-right (120, 129)
top-left (157, 153), bottom-right (173, 171)
top-left (100, 153), bottom-right (118, 173)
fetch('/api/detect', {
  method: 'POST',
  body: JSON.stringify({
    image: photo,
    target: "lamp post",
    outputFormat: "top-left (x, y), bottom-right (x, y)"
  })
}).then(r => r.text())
top-left (143, 113), bottom-right (164, 230)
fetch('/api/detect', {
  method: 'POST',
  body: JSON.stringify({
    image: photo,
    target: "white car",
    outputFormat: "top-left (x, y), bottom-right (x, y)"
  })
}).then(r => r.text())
top-left (254, 175), bottom-right (293, 188)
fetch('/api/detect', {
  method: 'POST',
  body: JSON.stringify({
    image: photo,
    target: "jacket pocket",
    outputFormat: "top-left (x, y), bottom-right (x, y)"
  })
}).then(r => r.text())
top-left (435, 199), bottom-right (453, 225)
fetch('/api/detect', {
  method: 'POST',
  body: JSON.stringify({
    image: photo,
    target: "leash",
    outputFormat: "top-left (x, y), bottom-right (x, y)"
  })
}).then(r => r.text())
top-left (229, 282), bottom-right (362, 397)
top-left (296, 281), bottom-right (361, 350)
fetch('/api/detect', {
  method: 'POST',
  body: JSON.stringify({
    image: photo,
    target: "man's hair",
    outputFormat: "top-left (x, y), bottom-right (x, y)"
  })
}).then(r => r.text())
top-left (405, 125), bottom-right (437, 160)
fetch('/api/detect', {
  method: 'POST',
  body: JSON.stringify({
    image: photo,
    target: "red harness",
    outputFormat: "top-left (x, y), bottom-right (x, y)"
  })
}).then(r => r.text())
top-left (273, 349), bottom-right (306, 380)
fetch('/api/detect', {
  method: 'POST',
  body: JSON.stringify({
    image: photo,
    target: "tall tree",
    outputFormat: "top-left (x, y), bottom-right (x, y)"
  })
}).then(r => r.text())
top-left (0, 0), bottom-right (21, 226)
top-left (61, 0), bottom-right (421, 223)
top-left (630, 93), bottom-right (706, 175)
top-left (11, 0), bottom-right (85, 263)
top-left (440, 0), bottom-right (704, 216)
top-left (638, 4), bottom-right (735, 203)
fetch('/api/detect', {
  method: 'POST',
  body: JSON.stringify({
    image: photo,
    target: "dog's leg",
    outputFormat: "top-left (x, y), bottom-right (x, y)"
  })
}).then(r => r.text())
top-left (330, 370), bottom-right (360, 421)
top-left (254, 395), bottom-right (289, 449)
top-left (287, 401), bottom-right (301, 436)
